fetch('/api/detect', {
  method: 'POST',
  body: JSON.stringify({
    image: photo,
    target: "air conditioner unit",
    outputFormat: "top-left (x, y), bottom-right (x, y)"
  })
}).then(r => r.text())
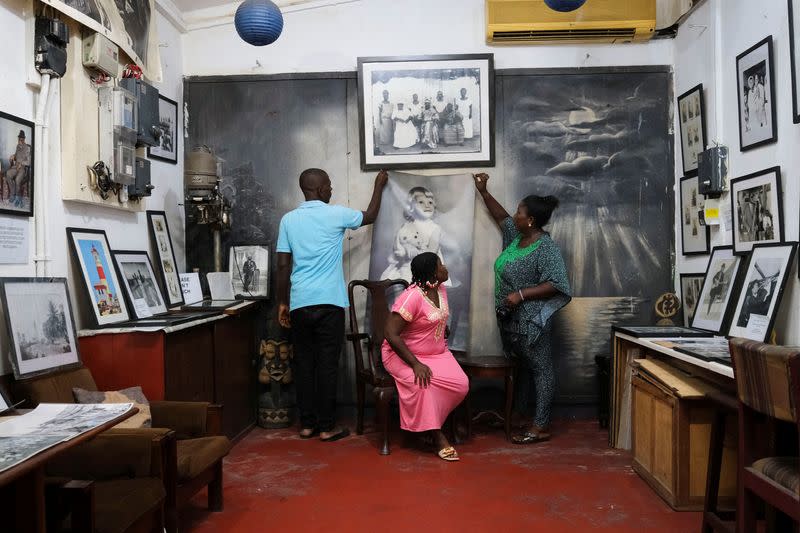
top-left (486, 0), bottom-right (656, 45)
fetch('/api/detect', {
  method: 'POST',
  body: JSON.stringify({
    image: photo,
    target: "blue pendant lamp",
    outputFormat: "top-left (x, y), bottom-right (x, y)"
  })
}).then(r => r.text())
top-left (234, 0), bottom-right (284, 46)
top-left (544, 0), bottom-right (588, 12)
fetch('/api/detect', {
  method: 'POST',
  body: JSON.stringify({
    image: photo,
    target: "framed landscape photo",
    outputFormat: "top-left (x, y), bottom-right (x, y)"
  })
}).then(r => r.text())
top-left (0, 278), bottom-right (81, 379)
top-left (728, 242), bottom-right (797, 342)
top-left (228, 244), bottom-right (270, 299)
top-left (730, 166), bottom-right (784, 255)
top-left (736, 36), bottom-right (777, 151)
top-left (357, 54), bottom-right (495, 170)
top-left (147, 95), bottom-right (178, 164)
top-left (111, 250), bottom-right (168, 319)
top-left (679, 273), bottom-right (705, 327)
top-left (67, 228), bottom-right (130, 327)
top-left (691, 246), bottom-right (744, 334)
top-left (0, 111), bottom-right (35, 217)
top-left (146, 211), bottom-right (184, 307)
top-left (789, 0), bottom-right (800, 123)
top-left (677, 84), bottom-right (706, 176)
top-left (679, 175), bottom-right (709, 255)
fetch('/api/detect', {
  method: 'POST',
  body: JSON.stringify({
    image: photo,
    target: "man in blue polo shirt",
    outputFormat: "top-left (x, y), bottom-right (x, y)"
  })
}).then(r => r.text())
top-left (276, 168), bottom-right (388, 441)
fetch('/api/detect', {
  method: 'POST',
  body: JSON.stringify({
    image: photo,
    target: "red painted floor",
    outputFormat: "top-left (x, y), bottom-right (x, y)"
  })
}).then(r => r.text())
top-left (182, 419), bottom-right (700, 532)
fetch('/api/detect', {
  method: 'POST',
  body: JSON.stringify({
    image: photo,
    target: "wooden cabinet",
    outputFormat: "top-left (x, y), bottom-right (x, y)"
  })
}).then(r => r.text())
top-left (79, 305), bottom-right (259, 441)
top-left (631, 360), bottom-right (737, 511)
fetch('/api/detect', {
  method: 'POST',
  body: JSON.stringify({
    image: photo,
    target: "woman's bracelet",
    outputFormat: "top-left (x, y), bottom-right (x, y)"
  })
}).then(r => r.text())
top-left (518, 289), bottom-right (525, 301)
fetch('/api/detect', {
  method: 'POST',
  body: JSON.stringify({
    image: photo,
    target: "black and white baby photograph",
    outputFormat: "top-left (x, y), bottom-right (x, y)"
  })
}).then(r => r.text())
top-left (737, 36), bottom-right (777, 150)
top-left (229, 245), bottom-right (270, 298)
top-left (369, 171), bottom-right (474, 350)
top-left (731, 167), bottom-right (783, 254)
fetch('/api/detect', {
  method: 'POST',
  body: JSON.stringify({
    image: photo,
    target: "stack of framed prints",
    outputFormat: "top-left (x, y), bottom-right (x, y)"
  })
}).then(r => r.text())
top-left (0, 278), bottom-right (81, 378)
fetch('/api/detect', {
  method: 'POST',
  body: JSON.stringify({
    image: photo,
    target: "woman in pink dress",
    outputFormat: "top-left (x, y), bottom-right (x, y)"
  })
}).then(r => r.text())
top-left (382, 252), bottom-right (469, 461)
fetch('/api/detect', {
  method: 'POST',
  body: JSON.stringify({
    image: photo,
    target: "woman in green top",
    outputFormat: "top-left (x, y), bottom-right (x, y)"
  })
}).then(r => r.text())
top-left (474, 173), bottom-right (572, 444)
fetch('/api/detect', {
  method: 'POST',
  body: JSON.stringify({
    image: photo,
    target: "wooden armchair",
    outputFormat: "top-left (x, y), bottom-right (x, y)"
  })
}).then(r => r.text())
top-left (12, 367), bottom-right (231, 533)
top-left (729, 338), bottom-right (800, 533)
top-left (44, 427), bottom-right (173, 533)
top-left (347, 279), bottom-right (408, 455)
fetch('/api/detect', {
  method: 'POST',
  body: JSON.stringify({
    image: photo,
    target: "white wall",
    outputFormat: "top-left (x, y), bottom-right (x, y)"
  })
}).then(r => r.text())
top-left (183, 0), bottom-right (673, 75)
top-left (674, 0), bottom-right (800, 344)
top-left (0, 0), bottom-right (185, 374)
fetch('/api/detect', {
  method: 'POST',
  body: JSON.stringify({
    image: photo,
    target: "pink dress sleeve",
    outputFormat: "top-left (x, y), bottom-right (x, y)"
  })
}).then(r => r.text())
top-left (392, 287), bottom-right (420, 322)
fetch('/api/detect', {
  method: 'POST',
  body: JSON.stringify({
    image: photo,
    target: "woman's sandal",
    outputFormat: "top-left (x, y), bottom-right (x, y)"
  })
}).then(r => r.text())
top-left (437, 446), bottom-right (460, 461)
top-left (511, 431), bottom-right (550, 445)
top-left (299, 428), bottom-right (318, 439)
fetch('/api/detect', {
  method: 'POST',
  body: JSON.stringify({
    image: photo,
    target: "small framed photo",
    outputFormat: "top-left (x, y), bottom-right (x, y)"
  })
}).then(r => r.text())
top-left (146, 211), bottom-right (184, 307)
top-left (228, 244), bottom-right (270, 299)
top-left (357, 53), bottom-right (495, 170)
top-left (0, 278), bottom-right (81, 379)
top-left (728, 242), bottom-right (798, 342)
top-left (691, 246), bottom-right (744, 334)
top-left (730, 166), bottom-right (784, 255)
top-left (679, 175), bottom-right (709, 255)
top-left (111, 250), bottom-right (168, 319)
top-left (0, 111), bottom-right (35, 217)
top-left (677, 84), bottom-right (706, 176)
top-left (679, 273), bottom-right (705, 327)
top-left (789, 0), bottom-right (800, 123)
top-left (736, 36), bottom-right (777, 151)
top-left (66, 228), bottom-right (131, 327)
top-left (147, 95), bottom-right (178, 164)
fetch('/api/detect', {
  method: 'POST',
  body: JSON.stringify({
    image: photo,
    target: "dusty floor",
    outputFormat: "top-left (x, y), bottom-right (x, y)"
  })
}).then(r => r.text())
top-left (183, 419), bottom-right (699, 532)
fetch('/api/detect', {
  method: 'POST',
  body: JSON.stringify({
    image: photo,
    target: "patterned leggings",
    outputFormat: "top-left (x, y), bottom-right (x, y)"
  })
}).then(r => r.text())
top-left (501, 328), bottom-right (555, 430)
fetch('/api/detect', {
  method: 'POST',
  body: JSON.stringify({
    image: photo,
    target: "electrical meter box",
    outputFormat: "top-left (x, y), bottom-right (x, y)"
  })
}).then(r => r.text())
top-left (83, 32), bottom-right (119, 77)
top-left (129, 157), bottom-right (154, 198)
top-left (698, 145), bottom-right (729, 197)
top-left (119, 78), bottom-right (160, 147)
top-left (98, 86), bottom-right (137, 185)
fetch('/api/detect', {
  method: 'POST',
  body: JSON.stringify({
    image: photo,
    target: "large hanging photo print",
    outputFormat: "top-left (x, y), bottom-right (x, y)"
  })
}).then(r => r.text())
top-left (358, 54), bottom-right (494, 170)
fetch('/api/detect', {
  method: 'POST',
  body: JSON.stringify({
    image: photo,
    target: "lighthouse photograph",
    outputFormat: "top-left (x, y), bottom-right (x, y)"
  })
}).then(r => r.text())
top-left (67, 228), bottom-right (131, 327)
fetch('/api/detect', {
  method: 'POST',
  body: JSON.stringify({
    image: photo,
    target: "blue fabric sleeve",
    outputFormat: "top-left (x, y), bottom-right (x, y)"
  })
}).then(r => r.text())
top-left (339, 206), bottom-right (364, 229)
top-left (276, 217), bottom-right (291, 253)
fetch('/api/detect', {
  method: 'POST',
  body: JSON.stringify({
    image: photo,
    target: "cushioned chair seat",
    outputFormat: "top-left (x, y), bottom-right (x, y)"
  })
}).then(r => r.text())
top-left (177, 436), bottom-right (231, 481)
top-left (751, 457), bottom-right (800, 493)
top-left (93, 478), bottom-right (166, 533)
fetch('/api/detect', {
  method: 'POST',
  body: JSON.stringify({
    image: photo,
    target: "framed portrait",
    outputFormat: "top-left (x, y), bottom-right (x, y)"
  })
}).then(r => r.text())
top-left (789, 0), bottom-right (800, 123)
top-left (730, 166), bottom-right (784, 255)
top-left (146, 210), bottom-right (184, 307)
top-left (679, 273), bottom-right (705, 327)
top-left (728, 242), bottom-right (798, 342)
top-left (0, 111), bottom-right (35, 217)
top-left (677, 84), bottom-right (706, 176)
top-left (736, 36), bottom-right (777, 151)
top-left (357, 54), bottom-right (495, 170)
top-left (228, 245), bottom-right (270, 299)
top-left (111, 250), bottom-right (168, 318)
top-left (679, 175), bottom-right (709, 255)
top-left (0, 278), bottom-right (81, 379)
top-left (691, 246), bottom-right (744, 334)
top-left (147, 95), bottom-right (178, 164)
top-left (66, 228), bottom-right (130, 327)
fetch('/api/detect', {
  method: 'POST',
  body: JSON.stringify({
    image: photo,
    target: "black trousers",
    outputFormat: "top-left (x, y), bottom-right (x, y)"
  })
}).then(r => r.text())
top-left (290, 305), bottom-right (345, 432)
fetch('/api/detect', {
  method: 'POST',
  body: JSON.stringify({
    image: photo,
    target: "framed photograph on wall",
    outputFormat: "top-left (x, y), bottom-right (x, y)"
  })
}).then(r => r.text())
top-left (228, 244), bottom-right (270, 299)
top-left (0, 278), bottom-right (81, 379)
top-left (147, 95), bottom-right (178, 164)
top-left (679, 175), bottom-right (710, 255)
top-left (677, 84), bottom-right (706, 176)
top-left (111, 250), bottom-right (168, 318)
top-left (691, 246), bottom-right (744, 334)
top-left (679, 273), bottom-right (705, 327)
top-left (730, 166), bottom-right (784, 255)
top-left (728, 242), bottom-right (797, 342)
top-left (0, 111), bottom-right (35, 217)
top-left (146, 211), bottom-right (184, 307)
top-left (789, 0), bottom-right (800, 123)
top-left (736, 36), bottom-right (777, 151)
top-left (66, 228), bottom-right (131, 327)
top-left (357, 54), bottom-right (495, 170)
